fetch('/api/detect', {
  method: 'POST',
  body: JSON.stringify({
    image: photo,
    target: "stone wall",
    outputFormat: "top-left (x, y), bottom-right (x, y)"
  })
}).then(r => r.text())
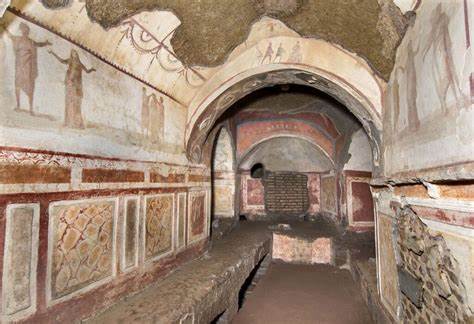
top-left (374, 185), bottom-right (474, 323)
top-left (396, 206), bottom-right (471, 323)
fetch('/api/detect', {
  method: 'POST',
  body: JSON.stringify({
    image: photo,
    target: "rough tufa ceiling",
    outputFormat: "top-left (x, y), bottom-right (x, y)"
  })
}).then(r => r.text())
top-left (40, 0), bottom-right (408, 80)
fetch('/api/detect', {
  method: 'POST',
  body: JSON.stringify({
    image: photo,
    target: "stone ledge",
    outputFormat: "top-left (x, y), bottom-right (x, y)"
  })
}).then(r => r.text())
top-left (351, 259), bottom-right (396, 324)
top-left (84, 223), bottom-right (272, 324)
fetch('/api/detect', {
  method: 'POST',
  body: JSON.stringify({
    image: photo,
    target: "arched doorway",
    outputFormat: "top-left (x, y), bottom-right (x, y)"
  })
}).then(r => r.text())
top-left (210, 126), bottom-right (237, 238)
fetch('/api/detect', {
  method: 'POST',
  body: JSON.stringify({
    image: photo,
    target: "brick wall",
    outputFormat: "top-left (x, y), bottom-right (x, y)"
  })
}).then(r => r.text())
top-left (264, 172), bottom-right (308, 215)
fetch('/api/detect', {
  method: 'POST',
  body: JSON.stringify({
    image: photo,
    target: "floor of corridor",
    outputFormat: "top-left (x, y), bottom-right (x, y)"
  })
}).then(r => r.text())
top-left (233, 262), bottom-right (373, 324)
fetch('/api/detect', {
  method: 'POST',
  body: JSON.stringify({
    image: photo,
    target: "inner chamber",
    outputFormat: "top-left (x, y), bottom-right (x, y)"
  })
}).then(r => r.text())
top-left (211, 84), bottom-right (374, 229)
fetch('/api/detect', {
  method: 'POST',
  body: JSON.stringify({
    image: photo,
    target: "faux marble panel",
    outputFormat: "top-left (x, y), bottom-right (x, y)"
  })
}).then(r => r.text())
top-left (351, 181), bottom-right (374, 222)
top-left (144, 194), bottom-right (174, 261)
top-left (320, 175), bottom-right (337, 213)
top-left (377, 213), bottom-right (399, 318)
top-left (2, 204), bottom-right (39, 319)
top-left (246, 178), bottom-right (264, 206)
top-left (347, 177), bottom-right (374, 226)
top-left (213, 183), bottom-right (234, 216)
top-left (122, 197), bottom-right (139, 270)
top-left (48, 199), bottom-right (116, 301)
top-left (188, 191), bottom-right (207, 244)
top-left (176, 192), bottom-right (187, 250)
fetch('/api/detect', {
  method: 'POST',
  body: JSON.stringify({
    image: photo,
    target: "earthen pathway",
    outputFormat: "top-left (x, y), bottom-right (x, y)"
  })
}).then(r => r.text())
top-left (233, 262), bottom-right (373, 324)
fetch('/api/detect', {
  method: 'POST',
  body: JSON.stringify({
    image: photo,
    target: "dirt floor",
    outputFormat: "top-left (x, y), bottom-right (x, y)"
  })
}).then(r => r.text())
top-left (233, 262), bottom-right (374, 324)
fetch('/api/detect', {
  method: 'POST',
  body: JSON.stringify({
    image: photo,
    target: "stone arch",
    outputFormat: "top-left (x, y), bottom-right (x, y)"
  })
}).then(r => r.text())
top-left (185, 37), bottom-right (384, 171)
top-left (235, 118), bottom-right (338, 163)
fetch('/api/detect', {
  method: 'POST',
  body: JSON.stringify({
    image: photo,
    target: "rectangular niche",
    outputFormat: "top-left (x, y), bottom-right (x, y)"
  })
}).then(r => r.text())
top-left (121, 197), bottom-right (140, 271)
top-left (176, 192), bottom-right (187, 251)
top-left (47, 199), bottom-right (117, 304)
top-left (143, 194), bottom-right (174, 262)
top-left (2, 204), bottom-right (40, 321)
top-left (187, 190), bottom-right (208, 244)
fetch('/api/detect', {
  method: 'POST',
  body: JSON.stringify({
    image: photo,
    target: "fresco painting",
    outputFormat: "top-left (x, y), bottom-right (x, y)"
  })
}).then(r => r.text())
top-left (384, 0), bottom-right (473, 175)
top-left (0, 13), bottom-right (186, 162)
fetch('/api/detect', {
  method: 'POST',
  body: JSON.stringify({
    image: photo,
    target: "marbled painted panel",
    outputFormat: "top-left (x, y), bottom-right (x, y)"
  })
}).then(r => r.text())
top-left (347, 178), bottom-right (374, 226)
top-left (48, 199), bottom-right (116, 301)
top-left (377, 213), bottom-right (399, 318)
top-left (320, 175), bottom-right (336, 214)
top-left (247, 179), bottom-right (264, 206)
top-left (188, 191), bottom-right (206, 244)
top-left (122, 197), bottom-right (139, 270)
top-left (2, 204), bottom-right (39, 320)
top-left (144, 194), bottom-right (174, 261)
top-left (307, 173), bottom-right (321, 214)
top-left (176, 192), bottom-right (187, 250)
top-left (213, 183), bottom-right (234, 217)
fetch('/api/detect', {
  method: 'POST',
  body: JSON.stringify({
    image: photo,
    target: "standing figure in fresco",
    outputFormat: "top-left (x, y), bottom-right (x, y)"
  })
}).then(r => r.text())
top-left (273, 43), bottom-right (285, 63)
top-left (391, 66), bottom-right (402, 133)
top-left (148, 94), bottom-right (165, 145)
top-left (288, 41), bottom-right (302, 63)
top-left (422, 4), bottom-right (465, 114)
top-left (49, 49), bottom-right (96, 129)
top-left (405, 39), bottom-right (421, 132)
top-left (2, 22), bottom-right (51, 114)
top-left (261, 42), bottom-right (273, 64)
top-left (141, 87), bottom-right (150, 137)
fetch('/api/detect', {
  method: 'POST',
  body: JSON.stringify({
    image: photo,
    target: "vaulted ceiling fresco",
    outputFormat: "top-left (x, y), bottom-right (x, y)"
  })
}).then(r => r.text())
top-left (39, 0), bottom-right (407, 79)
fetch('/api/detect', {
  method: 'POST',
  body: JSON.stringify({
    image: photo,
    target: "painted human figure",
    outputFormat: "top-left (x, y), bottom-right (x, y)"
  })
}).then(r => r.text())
top-left (141, 87), bottom-right (150, 137)
top-left (148, 94), bottom-right (164, 144)
top-left (2, 22), bottom-right (51, 114)
top-left (49, 49), bottom-right (95, 129)
top-left (405, 39), bottom-right (421, 132)
top-left (288, 41), bottom-right (302, 63)
top-left (422, 4), bottom-right (465, 113)
top-left (273, 43), bottom-right (285, 63)
top-left (391, 67), bottom-right (402, 133)
top-left (261, 42), bottom-right (273, 64)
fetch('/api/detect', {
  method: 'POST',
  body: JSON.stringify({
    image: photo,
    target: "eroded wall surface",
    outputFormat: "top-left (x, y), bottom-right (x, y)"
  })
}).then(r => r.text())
top-left (0, 9), bottom-right (211, 323)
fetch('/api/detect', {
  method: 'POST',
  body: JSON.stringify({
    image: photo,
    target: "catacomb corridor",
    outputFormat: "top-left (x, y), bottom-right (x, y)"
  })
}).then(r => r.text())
top-left (0, 0), bottom-right (473, 323)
